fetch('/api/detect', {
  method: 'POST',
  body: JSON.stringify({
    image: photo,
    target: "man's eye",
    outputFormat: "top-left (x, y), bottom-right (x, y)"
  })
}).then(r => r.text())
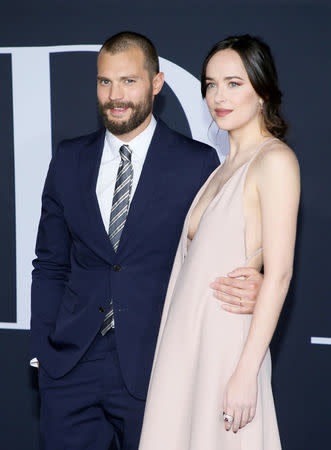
top-left (100, 79), bottom-right (110, 85)
top-left (125, 79), bottom-right (135, 84)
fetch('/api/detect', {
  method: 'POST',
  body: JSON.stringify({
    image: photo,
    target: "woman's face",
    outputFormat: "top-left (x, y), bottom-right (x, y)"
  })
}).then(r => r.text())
top-left (205, 49), bottom-right (262, 133)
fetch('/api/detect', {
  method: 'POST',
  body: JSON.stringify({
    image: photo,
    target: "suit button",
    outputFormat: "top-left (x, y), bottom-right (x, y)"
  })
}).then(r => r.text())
top-left (98, 306), bottom-right (104, 313)
top-left (113, 264), bottom-right (122, 272)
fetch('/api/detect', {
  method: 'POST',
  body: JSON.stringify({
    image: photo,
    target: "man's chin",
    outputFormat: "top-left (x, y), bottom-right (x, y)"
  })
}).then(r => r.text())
top-left (105, 120), bottom-right (133, 136)
top-left (108, 118), bottom-right (128, 127)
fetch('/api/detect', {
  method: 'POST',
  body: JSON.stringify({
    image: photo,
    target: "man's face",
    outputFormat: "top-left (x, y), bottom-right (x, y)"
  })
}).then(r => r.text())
top-left (97, 47), bottom-right (163, 140)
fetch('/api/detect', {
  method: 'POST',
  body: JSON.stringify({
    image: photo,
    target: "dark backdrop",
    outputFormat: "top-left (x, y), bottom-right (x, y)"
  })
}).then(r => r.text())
top-left (0, 1), bottom-right (330, 449)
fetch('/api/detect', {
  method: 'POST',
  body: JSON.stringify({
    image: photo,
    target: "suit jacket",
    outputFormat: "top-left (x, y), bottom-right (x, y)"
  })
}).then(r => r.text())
top-left (31, 119), bottom-right (220, 399)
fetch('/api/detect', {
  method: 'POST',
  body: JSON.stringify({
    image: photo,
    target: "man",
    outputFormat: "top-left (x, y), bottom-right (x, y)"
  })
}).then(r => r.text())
top-left (31, 32), bottom-right (262, 450)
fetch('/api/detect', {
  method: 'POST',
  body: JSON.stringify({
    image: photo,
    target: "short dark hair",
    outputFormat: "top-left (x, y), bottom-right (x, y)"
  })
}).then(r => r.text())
top-left (100, 31), bottom-right (159, 78)
top-left (201, 35), bottom-right (288, 140)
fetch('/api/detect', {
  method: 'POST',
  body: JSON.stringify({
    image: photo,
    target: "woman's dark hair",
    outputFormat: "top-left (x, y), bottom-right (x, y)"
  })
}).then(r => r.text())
top-left (201, 35), bottom-right (288, 140)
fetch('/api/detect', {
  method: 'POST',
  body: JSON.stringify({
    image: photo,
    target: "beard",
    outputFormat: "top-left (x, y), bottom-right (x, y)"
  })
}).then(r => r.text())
top-left (98, 87), bottom-right (153, 136)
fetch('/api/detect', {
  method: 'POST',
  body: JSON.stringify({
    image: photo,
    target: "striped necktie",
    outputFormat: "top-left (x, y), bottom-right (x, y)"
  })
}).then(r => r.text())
top-left (108, 144), bottom-right (133, 251)
top-left (101, 144), bottom-right (133, 335)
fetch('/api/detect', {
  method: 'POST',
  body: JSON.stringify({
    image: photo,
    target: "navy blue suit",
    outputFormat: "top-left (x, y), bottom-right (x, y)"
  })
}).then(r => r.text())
top-left (31, 120), bottom-right (219, 449)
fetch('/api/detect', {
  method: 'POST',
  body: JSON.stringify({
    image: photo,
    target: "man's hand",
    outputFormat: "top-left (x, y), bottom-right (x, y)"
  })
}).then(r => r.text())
top-left (210, 267), bottom-right (263, 314)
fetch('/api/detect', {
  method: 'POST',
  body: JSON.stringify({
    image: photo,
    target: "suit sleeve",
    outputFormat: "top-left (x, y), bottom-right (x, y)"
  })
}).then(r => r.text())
top-left (200, 146), bottom-right (220, 184)
top-left (30, 144), bottom-right (72, 359)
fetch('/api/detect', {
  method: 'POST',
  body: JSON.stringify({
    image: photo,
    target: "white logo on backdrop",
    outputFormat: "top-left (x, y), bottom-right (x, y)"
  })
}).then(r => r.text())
top-left (0, 45), bottom-right (228, 330)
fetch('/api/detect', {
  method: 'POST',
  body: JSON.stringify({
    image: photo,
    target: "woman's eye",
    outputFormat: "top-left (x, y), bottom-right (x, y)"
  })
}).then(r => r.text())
top-left (229, 81), bottom-right (239, 87)
top-left (206, 82), bottom-right (216, 89)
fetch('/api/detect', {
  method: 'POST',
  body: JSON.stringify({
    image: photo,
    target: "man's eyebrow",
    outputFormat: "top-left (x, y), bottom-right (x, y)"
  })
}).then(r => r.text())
top-left (119, 75), bottom-right (140, 80)
top-left (97, 75), bottom-right (140, 80)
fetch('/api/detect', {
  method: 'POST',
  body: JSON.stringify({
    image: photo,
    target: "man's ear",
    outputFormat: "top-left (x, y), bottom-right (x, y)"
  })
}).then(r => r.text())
top-left (152, 72), bottom-right (164, 96)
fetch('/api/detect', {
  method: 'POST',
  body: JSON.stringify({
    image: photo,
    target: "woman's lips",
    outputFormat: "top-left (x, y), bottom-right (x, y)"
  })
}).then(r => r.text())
top-left (215, 108), bottom-right (233, 117)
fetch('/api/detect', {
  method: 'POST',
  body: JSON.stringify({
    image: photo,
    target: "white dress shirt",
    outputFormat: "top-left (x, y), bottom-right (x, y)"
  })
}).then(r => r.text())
top-left (96, 115), bottom-right (156, 231)
top-left (31, 116), bottom-right (157, 368)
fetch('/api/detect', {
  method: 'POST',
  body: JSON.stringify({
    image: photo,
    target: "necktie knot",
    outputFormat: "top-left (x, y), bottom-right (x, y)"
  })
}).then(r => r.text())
top-left (120, 144), bottom-right (132, 163)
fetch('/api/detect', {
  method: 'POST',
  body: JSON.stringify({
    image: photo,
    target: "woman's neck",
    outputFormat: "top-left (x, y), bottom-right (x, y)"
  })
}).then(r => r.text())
top-left (227, 121), bottom-right (272, 163)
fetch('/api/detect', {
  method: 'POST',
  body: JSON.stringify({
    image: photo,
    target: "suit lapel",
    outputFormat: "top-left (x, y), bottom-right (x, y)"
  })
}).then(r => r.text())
top-left (117, 120), bottom-right (174, 253)
top-left (78, 121), bottom-right (176, 262)
top-left (79, 128), bottom-right (116, 264)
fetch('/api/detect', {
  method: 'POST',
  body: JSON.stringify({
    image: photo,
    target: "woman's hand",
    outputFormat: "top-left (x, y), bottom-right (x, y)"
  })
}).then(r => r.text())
top-left (223, 369), bottom-right (258, 433)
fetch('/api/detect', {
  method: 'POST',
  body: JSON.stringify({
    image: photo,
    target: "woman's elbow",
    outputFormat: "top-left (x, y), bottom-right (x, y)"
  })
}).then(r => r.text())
top-left (264, 268), bottom-right (293, 286)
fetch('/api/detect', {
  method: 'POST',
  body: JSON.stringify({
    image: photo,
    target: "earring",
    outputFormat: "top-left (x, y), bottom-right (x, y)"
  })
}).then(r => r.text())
top-left (259, 100), bottom-right (264, 111)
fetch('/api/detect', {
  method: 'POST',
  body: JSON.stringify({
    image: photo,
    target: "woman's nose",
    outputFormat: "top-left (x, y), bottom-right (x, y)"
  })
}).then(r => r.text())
top-left (214, 86), bottom-right (226, 103)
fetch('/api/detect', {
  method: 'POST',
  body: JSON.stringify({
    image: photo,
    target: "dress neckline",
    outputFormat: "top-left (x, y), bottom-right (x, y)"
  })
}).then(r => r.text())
top-left (187, 137), bottom-right (278, 242)
top-left (210, 137), bottom-right (277, 202)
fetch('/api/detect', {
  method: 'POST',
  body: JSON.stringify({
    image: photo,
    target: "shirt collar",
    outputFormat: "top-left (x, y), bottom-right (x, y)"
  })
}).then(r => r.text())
top-left (105, 115), bottom-right (157, 161)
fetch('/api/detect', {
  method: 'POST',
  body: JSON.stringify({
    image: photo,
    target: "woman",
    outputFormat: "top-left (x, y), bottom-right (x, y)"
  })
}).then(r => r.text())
top-left (139, 35), bottom-right (300, 449)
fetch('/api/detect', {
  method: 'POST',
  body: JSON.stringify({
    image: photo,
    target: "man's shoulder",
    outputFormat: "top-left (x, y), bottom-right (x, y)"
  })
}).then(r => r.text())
top-left (57, 128), bottom-right (104, 151)
top-left (157, 119), bottom-right (217, 156)
top-left (51, 129), bottom-right (105, 168)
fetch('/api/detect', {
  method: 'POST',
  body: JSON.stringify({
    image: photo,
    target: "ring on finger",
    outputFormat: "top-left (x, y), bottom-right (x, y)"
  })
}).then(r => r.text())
top-left (222, 412), bottom-right (234, 423)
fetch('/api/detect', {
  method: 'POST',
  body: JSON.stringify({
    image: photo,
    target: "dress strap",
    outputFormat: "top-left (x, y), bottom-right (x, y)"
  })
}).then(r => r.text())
top-left (245, 247), bottom-right (263, 265)
top-left (247, 137), bottom-right (278, 165)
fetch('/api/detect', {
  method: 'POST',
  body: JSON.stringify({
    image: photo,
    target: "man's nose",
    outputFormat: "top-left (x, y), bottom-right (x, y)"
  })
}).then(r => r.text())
top-left (109, 83), bottom-right (124, 100)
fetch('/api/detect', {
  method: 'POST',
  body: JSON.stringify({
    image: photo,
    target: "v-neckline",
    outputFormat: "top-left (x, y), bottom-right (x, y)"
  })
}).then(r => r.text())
top-left (187, 137), bottom-right (277, 242)
top-left (186, 162), bottom-right (245, 242)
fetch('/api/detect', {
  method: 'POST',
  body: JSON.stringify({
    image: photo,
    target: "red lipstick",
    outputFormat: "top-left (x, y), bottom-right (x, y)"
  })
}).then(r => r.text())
top-left (215, 108), bottom-right (233, 117)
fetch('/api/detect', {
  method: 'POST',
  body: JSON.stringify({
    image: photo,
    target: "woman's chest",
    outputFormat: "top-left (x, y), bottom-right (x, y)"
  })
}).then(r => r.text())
top-left (187, 169), bottom-right (232, 240)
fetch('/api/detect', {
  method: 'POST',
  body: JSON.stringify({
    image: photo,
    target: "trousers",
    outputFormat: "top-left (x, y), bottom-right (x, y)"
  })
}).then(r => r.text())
top-left (39, 330), bottom-right (146, 450)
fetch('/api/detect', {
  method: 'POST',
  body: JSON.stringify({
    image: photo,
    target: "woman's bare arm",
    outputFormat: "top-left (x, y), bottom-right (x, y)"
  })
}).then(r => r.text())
top-left (223, 143), bottom-right (300, 433)
top-left (238, 144), bottom-right (300, 372)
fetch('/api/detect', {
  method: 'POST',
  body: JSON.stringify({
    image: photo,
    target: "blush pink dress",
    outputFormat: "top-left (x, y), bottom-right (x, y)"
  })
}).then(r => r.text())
top-left (139, 139), bottom-right (282, 450)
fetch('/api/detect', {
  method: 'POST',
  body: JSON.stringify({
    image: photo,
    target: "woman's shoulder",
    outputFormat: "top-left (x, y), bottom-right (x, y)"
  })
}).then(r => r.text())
top-left (248, 139), bottom-right (300, 191)
top-left (254, 138), bottom-right (299, 174)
